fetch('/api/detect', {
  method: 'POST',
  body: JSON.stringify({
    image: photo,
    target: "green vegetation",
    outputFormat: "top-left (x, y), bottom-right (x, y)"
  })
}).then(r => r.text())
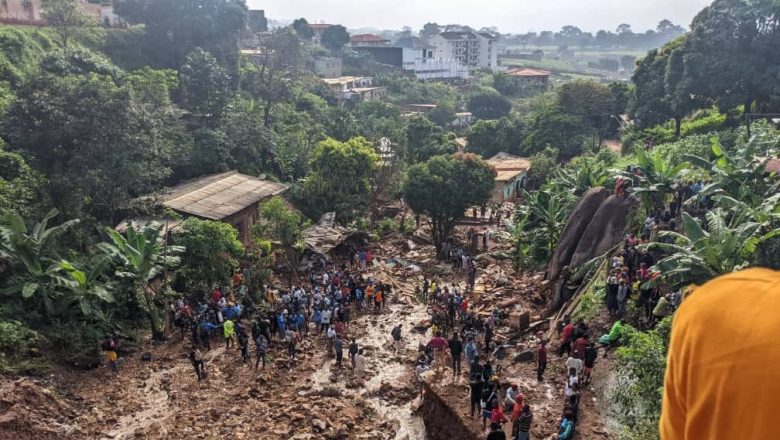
top-left (173, 218), bottom-right (245, 294)
top-left (404, 153), bottom-right (496, 251)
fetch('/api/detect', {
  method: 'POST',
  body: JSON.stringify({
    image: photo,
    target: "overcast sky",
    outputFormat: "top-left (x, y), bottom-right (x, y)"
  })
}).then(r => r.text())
top-left (249, 0), bottom-right (712, 33)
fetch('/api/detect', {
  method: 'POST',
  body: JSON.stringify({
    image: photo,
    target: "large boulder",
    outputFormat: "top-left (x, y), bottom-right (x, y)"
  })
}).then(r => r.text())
top-left (547, 187), bottom-right (609, 283)
top-left (569, 195), bottom-right (638, 269)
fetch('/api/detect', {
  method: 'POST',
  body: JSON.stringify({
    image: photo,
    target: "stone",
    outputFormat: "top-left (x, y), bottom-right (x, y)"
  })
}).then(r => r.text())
top-left (513, 350), bottom-right (535, 363)
top-left (508, 311), bottom-right (530, 330)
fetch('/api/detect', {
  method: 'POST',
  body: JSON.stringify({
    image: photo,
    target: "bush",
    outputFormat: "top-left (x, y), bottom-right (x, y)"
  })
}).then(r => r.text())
top-left (611, 319), bottom-right (672, 440)
top-left (377, 217), bottom-right (399, 236)
top-left (573, 288), bottom-right (603, 322)
top-left (0, 320), bottom-right (48, 374)
top-left (46, 321), bottom-right (105, 369)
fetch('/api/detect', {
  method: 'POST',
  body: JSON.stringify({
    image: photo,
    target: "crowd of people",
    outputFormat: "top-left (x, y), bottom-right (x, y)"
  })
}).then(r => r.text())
top-left (149, 249), bottom-right (402, 385)
top-left (97, 199), bottom-right (613, 440)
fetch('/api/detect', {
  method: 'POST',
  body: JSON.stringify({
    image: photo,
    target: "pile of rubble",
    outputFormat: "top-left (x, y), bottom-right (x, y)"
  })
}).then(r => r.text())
top-left (0, 378), bottom-right (82, 439)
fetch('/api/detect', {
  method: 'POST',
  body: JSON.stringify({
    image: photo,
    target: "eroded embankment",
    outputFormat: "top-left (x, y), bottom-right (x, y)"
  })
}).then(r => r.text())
top-left (420, 379), bottom-right (480, 440)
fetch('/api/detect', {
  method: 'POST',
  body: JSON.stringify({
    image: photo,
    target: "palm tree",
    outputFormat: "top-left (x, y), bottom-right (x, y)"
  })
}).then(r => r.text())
top-left (99, 224), bottom-right (183, 341)
top-left (0, 210), bottom-right (81, 321)
top-left (619, 147), bottom-right (689, 212)
top-left (645, 210), bottom-right (780, 288)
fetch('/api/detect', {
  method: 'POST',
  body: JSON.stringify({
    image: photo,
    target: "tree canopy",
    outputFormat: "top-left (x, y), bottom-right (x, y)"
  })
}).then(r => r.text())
top-left (404, 153), bottom-right (496, 250)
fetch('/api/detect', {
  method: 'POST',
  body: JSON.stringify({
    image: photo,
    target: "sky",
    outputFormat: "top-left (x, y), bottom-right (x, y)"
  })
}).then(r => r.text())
top-left (249, 0), bottom-right (713, 34)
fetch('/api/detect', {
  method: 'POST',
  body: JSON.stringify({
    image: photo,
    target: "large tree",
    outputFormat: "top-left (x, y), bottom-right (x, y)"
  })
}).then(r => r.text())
top-left (5, 53), bottom-right (178, 224)
top-left (631, 37), bottom-right (703, 138)
top-left (557, 79), bottom-right (616, 147)
top-left (296, 137), bottom-right (379, 222)
top-left (173, 218), bottom-right (244, 294)
top-left (180, 48), bottom-right (231, 126)
top-left (321, 25), bottom-right (350, 52)
top-left (405, 114), bottom-right (456, 163)
top-left (115, 0), bottom-right (247, 78)
top-left (41, 0), bottom-right (94, 49)
top-left (258, 196), bottom-right (306, 279)
top-left (292, 18), bottom-right (314, 40)
top-left (404, 153), bottom-right (496, 251)
top-left (468, 91), bottom-right (512, 120)
top-left (243, 27), bottom-right (305, 127)
top-left (681, 0), bottom-right (778, 115)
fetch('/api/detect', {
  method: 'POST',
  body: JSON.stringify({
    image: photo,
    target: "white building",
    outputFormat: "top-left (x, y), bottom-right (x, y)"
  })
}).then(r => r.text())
top-left (428, 31), bottom-right (499, 70)
top-left (355, 36), bottom-right (468, 81)
top-left (396, 36), bottom-right (469, 80)
top-left (322, 76), bottom-right (386, 102)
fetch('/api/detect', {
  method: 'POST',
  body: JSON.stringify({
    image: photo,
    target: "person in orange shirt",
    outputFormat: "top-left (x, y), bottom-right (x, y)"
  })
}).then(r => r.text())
top-left (660, 268), bottom-right (780, 440)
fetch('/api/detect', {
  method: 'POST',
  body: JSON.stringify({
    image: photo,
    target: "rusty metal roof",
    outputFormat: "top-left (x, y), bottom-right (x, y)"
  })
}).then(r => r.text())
top-left (163, 171), bottom-right (287, 220)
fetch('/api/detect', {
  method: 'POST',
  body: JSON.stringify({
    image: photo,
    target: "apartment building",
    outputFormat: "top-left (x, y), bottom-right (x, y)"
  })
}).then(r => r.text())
top-left (428, 31), bottom-right (498, 70)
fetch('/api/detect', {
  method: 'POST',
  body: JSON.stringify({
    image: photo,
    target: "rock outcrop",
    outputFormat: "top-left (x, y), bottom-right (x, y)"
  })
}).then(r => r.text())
top-left (569, 195), bottom-right (638, 269)
top-left (546, 187), bottom-right (609, 283)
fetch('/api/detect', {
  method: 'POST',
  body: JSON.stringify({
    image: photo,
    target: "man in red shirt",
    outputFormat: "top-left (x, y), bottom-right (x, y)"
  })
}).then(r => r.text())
top-left (210, 286), bottom-right (222, 304)
top-left (537, 339), bottom-right (547, 381)
top-left (559, 318), bottom-right (574, 357)
top-left (572, 334), bottom-right (589, 360)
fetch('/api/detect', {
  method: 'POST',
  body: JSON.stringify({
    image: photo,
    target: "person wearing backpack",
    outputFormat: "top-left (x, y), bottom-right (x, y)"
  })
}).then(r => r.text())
top-left (189, 347), bottom-right (205, 381)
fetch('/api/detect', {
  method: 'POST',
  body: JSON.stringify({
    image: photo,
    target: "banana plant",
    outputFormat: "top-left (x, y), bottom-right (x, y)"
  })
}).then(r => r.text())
top-left (99, 224), bottom-right (183, 340)
top-left (618, 147), bottom-right (689, 211)
top-left (58, 258), bottom-right (116, 322)
top-left (683, 135), bottom-right (779, 207)
top-left (644, 210), bottom-right (780, 288)
top-left (0, 210), bottom-right (81, 320)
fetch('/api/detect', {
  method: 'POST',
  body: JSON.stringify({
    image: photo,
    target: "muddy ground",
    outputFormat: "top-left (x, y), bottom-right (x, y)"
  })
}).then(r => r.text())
top-left (0, 220), bottom-right (615, 440)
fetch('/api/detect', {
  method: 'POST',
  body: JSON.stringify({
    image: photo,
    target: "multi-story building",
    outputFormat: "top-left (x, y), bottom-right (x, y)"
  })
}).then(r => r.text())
top-left (428, 31), bottom-right (499, 70)
top-left (354, 36), bottom-right (468, 81)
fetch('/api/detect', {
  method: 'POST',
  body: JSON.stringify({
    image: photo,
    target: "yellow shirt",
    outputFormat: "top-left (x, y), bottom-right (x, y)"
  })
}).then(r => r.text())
top-left (661, 268), bottom-right (780, 440)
